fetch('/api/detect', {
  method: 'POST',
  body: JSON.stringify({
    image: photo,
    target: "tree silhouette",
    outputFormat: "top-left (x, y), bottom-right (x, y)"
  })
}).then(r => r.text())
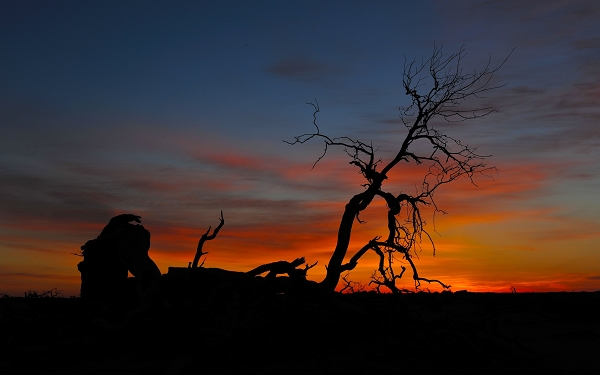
top-left (288, 45), bottom-right (511, 293)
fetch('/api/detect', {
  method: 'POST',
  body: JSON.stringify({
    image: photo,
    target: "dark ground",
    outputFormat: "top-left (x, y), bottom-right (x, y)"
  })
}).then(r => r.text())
top-left (1, 288), bottom-right (599, 375)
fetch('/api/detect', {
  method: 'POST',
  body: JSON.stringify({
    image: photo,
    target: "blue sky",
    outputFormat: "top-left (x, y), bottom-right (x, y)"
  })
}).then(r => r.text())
top-left (1, 0), bottom-right (599, 295)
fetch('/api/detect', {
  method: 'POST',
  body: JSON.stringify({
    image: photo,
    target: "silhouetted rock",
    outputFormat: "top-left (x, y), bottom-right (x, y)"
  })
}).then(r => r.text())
top-left (77, 214), bottom-right (161, 302)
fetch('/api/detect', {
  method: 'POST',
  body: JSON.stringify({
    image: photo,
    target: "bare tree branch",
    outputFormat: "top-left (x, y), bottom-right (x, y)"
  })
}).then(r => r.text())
top-left (192, 211), bottom-right (224, 269)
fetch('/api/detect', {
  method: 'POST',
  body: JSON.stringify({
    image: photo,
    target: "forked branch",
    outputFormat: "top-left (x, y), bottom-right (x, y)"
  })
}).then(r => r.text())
top-left (191, 211), bottom-right (225, 268)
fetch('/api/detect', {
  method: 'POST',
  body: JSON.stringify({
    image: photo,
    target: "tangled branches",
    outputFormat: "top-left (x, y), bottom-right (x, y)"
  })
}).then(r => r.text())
top-left (288, 45), bottom-right (510, 292)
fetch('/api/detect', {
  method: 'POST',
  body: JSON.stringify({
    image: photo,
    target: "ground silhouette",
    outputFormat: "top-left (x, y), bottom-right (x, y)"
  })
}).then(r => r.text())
top-left (1, 289), bottom-right (599, 374)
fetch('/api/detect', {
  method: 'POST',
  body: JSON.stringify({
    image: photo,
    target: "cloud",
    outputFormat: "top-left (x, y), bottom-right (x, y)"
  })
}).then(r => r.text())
top-left (492, 84), bottom-right (600, 155)
top-left (0, 166), bottom-right (115, 227)
top-left (0, 270), bottom-right (77, 283)
top-left (436, 0), bottom-right (600, 48)
top-left (0, 268), bottom-right (80, 296)
top-left (267, 58), bottom-right (341, 81)
top-left (572, 36), bottom-right (600, 51)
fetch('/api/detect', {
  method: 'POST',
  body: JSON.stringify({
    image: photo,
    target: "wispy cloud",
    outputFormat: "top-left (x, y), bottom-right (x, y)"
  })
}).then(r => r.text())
top-left (268, 58), bottom-right (341, 81)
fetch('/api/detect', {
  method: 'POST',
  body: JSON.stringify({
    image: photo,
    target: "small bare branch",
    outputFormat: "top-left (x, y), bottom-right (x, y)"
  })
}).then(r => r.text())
top-left (192, 211), bottom-right (225, 269)
top-left (340, 272), bottom-right (367, 293)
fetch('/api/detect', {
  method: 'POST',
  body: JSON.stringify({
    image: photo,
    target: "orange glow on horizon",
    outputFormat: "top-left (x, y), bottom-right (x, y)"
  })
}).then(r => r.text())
top-left (2, 150), bottom-right (599, 297)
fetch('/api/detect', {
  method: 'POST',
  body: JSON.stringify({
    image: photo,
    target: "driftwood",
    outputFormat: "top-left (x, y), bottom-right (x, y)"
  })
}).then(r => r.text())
top-left (166, 257), bottom-right (319, 298)
top-left (246, 257), bottom-right (318, 282)
top-left (76, 212), bottom-right (320, 305)
top-left (178, 213), bottom-right (319, 295)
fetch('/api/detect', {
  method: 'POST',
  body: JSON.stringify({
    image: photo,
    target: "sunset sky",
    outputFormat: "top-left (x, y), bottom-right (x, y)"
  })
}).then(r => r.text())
top-left (1, 0), bottom-right (599, 296)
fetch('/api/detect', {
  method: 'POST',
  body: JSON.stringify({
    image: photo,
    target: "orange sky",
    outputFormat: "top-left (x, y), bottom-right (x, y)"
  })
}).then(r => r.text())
top-left (2, 149), bottom-right (599, 296)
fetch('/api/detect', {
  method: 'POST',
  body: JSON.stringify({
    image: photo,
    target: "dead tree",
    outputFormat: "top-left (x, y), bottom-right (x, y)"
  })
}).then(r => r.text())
top-left (287, 45), bottom-right (510, 293)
